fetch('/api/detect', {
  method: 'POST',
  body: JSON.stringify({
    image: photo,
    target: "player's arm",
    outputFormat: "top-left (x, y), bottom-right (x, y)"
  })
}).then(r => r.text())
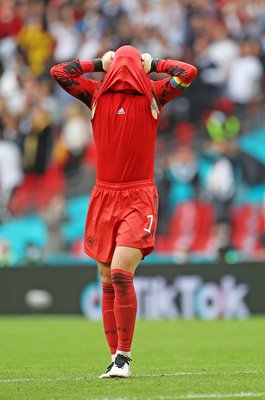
top-left (151, 59), bottom-right (197, 106)
top-left (50, 58), bottom-right (104, 108)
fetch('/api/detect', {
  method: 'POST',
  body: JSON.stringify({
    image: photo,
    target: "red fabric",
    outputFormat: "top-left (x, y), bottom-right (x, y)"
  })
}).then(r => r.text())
top-left (111, 269), bottom-right (137, 353)
top-left (8, 165), bottom-right (65, 214)
top-left (0, 5), bottom-right (22, 39)
top-left (91, 91), bottom-right (159, 182)
top-left (84, 180), bottom-right (158, 262)
top-left (231, 204), bottom-right (263, 252)
top-left (50, 57), bottom-right (197, 110)
top-left (91, 46), bottom-right (158, 182)
top-left (93, 45), bottom-right (154, 104)
top-left (50, 53), bottom-right (197, 182)
top-left (156, 201), bottom-right (216, 253)
top-left (50, 59), bottom-right (98, 107)
top-left (102, 282), bottom-right (117, 355)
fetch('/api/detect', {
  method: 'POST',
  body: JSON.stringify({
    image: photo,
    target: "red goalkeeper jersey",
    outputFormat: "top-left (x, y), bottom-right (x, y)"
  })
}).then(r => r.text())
top-left (50, 49), bottom-right (197, 183)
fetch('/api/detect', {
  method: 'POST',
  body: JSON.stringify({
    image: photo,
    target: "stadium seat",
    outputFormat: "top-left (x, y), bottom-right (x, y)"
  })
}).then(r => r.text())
top-left (156, 201), bottom-right (216, 254)
top-left (9, 164), bottom-right (66, 215)
top-left (231, 204), bottom-right (264, 254)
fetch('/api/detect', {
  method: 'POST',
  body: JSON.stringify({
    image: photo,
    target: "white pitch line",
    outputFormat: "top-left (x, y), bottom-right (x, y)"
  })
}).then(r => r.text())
top-left (90, 394), bottom-right (265, 400)
top-left (140, 372), bottom-right (206, 377)
top-left (0, 373), bottom-right (194, 383)
top-left (138, 371), bottom-right (261, 378)
top-left (158, 394), bottom-right (265, 399)
top-left (0, 370), bottom-right (262, 384)
top-left (1, 378), bottom-right (265, 400)
top-left (0, 376), bottom-right (88, 383)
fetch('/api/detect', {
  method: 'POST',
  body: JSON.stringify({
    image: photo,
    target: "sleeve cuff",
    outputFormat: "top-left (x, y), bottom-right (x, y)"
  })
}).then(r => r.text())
top-left (150, 58), bottom-right (160, 73)
top-left (93, 58), bottom-right (104, 72)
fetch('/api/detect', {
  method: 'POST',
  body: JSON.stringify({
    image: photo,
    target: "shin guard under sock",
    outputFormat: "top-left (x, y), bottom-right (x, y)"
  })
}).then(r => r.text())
top-left (102, 282), bottom-right (117, 355)
top-left (111, 269), bottom-right (137, 353)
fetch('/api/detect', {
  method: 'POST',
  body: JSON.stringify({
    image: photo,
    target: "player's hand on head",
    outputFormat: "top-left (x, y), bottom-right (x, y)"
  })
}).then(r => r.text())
top-left (141, 53), bottom-right (152, 74)
top-left (102, 51), bottom-right (115, 72)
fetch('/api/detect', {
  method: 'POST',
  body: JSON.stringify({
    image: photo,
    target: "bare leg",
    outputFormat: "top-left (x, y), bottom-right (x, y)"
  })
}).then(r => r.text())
top-left (97, 260), bottom-right (111, 283)
top-left (111, 246), bottom-right (142, 274)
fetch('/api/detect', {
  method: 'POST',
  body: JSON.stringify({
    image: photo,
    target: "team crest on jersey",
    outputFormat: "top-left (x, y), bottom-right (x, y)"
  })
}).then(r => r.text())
top-left (87, 234), bottom-right (94, 246)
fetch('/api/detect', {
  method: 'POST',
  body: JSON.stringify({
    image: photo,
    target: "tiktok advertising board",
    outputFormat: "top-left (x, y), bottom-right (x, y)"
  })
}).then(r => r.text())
top-left (0, 263), bottom-right (264, 319)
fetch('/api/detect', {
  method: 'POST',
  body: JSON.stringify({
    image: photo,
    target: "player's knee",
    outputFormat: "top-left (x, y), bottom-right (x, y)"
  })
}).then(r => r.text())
top-left (111, 269), bottom-right (135, 297)
top-left (97, 261), bottom-right (111, 283)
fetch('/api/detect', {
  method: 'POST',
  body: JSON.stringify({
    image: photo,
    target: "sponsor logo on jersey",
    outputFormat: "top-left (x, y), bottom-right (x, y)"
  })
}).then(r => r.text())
top-left (116, 107), bottom-right (125, 114)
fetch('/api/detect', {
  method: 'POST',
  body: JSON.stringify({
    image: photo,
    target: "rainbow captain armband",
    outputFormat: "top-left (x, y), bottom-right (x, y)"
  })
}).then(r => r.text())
top-left (170, 76), bottom-right (191, 90)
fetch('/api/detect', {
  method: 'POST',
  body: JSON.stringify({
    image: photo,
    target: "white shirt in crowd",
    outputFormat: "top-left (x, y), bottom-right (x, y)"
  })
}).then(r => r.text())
top-left (0, 141), bottom-right (23, 193)
top-left (227, 56), bottom-right (264, 104)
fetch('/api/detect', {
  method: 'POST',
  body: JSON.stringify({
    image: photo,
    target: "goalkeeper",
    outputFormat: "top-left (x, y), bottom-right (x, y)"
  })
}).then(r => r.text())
top-left (51, 45), bottom-right (197, 378)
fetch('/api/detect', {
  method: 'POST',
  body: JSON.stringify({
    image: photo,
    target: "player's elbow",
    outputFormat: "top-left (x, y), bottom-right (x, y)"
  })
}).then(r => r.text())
top-left (50, 65), bottom-right (60, 80)
top-left (190, 65), bottom-right (198, 81)
top-left (50, 65), bottom-right (56, 77)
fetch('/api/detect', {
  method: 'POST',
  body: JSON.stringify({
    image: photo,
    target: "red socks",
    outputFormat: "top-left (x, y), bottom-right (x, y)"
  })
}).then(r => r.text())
top-left (111, 269), bottom-right (137, 353)
top-left (102, 270), bottom-right (137, 355)
top-left (102, 282), bottom-right (117, 355)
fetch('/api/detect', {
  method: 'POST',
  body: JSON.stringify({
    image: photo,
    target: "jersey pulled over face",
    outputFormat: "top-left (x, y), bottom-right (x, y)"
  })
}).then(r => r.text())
top-left (50, 45), bottom-right (198, 184)
top-left (92, 46), bottom-right (158, 183)
top-left (94, 46), bottom-right (154, 100)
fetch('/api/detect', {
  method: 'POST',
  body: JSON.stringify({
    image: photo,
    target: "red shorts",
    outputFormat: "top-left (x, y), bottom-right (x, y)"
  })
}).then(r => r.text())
top-left (84, 179), bottom-right (158, 263)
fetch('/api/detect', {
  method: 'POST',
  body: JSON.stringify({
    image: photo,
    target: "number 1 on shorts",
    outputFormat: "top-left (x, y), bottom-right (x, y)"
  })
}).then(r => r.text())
top-left (144, 214), bottom-right (153, 234)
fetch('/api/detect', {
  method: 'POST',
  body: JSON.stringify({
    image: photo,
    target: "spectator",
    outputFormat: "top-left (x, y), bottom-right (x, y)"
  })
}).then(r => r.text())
top-left (0, 0), bottom-right (22, 68)
top-left (197, 22), bottom-right (239, 97)
top-left (17, 14), bottom-right (54, 77)
top-left (49, 2), bottom-right (80, 62)
top-left (22, 241), bottom-right (43, 266)
top-left (41, 194), bottom-right (68, 256)
top-left (0, 129), bottom-right (23, 222)
top-left (38, 77), bottom-right (60, 124)
top-left (202, 138), bottom-right (236, 253)
top-left (226, 39), bottom-right (264, 115)
top-left (22, 105), bottom-right (53, 174)
top-left (154, 158), bottom-right (171, 235)
top-left (0, 53), bottom-right (28, 115)
top-left (60, 103), bottom-right (93, 174)
top-left (0, 239), bottom-right (17, 266)
top-left (166, 145), bottom-right (199, 213)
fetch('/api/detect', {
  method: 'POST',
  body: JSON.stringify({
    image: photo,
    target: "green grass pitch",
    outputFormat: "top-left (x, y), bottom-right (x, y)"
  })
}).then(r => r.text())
top-left (0, 317), bottom-right (265, 400)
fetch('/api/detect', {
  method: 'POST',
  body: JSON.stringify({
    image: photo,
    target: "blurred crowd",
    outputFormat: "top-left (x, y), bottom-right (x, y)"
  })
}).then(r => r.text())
top-left (1, 0), bottom-right (265, 265)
